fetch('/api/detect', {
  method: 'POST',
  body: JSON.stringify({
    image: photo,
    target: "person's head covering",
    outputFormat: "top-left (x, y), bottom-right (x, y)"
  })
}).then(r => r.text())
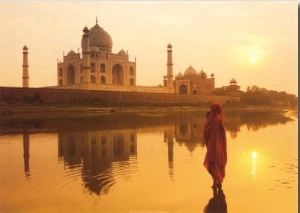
top-left (209, 102), bottom-right (223, 120)
top-left (205, 102), bottom-right (224, 126)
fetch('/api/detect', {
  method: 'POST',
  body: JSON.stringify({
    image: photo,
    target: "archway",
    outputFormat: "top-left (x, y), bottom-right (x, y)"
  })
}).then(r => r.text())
top-left (100, 76), bottom-right (106, 84)
top-left (179, 125), bottom-right (188, 136)
top-left (91, 75), bottom-right (96, 83)
top-left (100, 64), bottom-right (106, 73)
top-left (91, 63), bottom-right (96, 73)
top-left (129, 67), bottom-right (134, 75)
top-left (179, 84), bottom-right (187, 94)
top-left (112, 64), bottom-right (124, 85)
top-left (129, 78), bottom-right (134, 85)
top-left (59, 68), bottom-right (63, 76)
top-left (67, 65), bottom-right (75, 84)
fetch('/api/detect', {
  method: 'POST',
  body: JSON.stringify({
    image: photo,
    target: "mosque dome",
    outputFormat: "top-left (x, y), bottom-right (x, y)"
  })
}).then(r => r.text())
top-left (118, 49), bottom-right (127, 56)
top-left (198, 69), bottom-right (207, 77)
top-left (176, 72), bottom-right (183, 78)
top-left (184, 66), bottom-right (197, 76)
top-left (230, 78), bottom-right (237, 84)
top-left (89, 22), bottom-right (113, 52)
top-left (199, 70), bottom-right (206, 75)
top-left (67, 50), bottom-right (76, 56)
top-left (90, 46), bottom-right (99, 52)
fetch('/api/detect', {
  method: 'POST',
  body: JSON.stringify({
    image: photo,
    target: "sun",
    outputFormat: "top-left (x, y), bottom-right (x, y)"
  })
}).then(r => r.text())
top-left (250, 56), bottom-right (257, 63)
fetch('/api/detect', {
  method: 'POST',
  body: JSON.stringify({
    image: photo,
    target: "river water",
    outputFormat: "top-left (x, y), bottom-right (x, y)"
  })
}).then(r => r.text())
top-left (0, 109), bottom-right (297, 213)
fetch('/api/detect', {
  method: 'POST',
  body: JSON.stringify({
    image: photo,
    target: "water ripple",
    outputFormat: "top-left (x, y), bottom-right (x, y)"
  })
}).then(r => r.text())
top-left (272, 158), bottom-right (298, 189)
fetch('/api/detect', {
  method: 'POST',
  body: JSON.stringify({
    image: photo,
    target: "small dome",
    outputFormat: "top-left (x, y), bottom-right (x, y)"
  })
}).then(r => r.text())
top-left (176, 72), bottom-right (183, 78)
top-left (198, 69), bottom-right (207, 77)
top-left (90, 46), bottom-right (99, 52)
top-left (23, 45), bottom-right (28, 50)
top-left (230, 78), bottom-right (237, 84)
top-left (83, 26), bottom-right (89, 32)
top-left (89, 23), bottom-right (113, 52)
top-left (118, 49), bottom-right (127, 56)
top-left (67, 50), bottom-right (76, 56)
top-left (167, 43), bottom-right (172, 48)
top-left (211, 73), bottom-right (214, 77)
top-left (184, 66), bottom-right (197, 76)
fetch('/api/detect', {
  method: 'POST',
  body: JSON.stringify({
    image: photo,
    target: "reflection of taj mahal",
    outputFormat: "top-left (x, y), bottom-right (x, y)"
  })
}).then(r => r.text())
top-left (58, 130), bottom-right (137, 195)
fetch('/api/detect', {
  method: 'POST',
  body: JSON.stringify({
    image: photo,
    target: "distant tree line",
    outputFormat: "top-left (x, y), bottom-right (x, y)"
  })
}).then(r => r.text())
top-left (239, 86), bottom-right (297, 107)
top-left (203, 84), bottom-right (297, 108)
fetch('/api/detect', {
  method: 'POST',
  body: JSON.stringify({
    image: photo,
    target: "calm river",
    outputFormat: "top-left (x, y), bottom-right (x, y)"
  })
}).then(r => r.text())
top-left (0, 109), bottom-right (297, 213)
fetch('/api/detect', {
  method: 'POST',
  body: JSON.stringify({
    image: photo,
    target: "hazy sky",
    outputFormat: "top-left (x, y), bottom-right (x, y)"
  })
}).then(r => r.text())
top-left (0, 1), bottom-right (297, 95)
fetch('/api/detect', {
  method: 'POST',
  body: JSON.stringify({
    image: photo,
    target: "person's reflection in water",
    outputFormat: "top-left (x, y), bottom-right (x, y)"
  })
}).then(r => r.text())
top-left (204, 188), bottom-right (227, 213)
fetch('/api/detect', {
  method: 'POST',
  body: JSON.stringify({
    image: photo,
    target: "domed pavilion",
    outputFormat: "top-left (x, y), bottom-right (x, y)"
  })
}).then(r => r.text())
top-left (57, 18), bottom-right (136, 87)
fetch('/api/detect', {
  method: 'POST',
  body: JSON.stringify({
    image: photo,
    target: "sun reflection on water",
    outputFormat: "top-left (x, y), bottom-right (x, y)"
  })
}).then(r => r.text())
top-left (250, 151), bottom-right (257, 179)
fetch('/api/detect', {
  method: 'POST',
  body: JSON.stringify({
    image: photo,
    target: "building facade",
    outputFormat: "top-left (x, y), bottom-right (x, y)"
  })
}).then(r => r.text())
top-left (54, 19), bottom-right (175, 94)
top-left (173, 66), bottom-right (215, 95)
top-left (19, 18), bottom-right (239, 98)
top-left (57, 19), bottom-right (137, 88)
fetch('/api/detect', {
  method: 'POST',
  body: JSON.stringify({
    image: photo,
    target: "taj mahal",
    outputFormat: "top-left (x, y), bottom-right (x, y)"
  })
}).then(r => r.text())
top-left (21, 18), bottom-right (239, 96)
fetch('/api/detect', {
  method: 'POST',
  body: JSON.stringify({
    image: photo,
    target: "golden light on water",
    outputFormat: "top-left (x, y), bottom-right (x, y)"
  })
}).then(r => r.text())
top-left (252, 151), bottom-right (257, 159)
top-left (250, 151), bottom-right (257, 178)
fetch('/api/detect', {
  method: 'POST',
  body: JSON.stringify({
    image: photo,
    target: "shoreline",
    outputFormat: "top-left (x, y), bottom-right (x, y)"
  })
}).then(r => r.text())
top-left (0, 102), bottom-right (297, 121)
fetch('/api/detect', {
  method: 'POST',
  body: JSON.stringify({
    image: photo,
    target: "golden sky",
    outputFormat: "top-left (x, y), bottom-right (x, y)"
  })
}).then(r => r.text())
top-left (0, 1), bottom-right (297, 95)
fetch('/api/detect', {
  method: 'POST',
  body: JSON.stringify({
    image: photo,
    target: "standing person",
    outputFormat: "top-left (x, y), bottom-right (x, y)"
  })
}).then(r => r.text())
top-left (203, 102), bottom-right (227, 190)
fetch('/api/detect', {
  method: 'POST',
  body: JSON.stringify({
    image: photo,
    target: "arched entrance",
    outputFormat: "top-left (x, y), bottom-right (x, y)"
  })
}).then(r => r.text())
top-left (100, 76), bottom-right (106, 84)
top-left (129, 78), bottom-right (134, 85)
top-left (112, 64), bottom-right (124, 85)
top-left (179, 84), bottom-right (188, 94)
top-left (67, 65), bottom-right (75, 84)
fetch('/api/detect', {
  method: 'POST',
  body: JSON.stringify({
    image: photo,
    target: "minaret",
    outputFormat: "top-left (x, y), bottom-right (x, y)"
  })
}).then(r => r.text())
top-left (81, 26), bottom-right (91, 83)
top-left (22, 45), bottom-right (29, 87)
top-left (166, 44), bottom-right (173, 89)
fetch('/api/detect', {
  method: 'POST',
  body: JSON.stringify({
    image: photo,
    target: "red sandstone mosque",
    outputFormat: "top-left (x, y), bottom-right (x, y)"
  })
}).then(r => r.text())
top-left (22, 18), bottom-right (240, 96)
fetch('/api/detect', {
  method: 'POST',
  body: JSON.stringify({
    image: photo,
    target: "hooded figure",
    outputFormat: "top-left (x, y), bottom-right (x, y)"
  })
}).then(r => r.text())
top-left (203, 102), bottom-right (227, 189)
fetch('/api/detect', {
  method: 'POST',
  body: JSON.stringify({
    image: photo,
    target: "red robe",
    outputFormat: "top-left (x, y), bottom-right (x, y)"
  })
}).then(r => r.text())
top-left (203, 102), bottom-right (227, 184)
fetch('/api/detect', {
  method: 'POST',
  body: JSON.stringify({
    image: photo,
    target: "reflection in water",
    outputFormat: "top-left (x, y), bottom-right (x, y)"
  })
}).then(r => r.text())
top-left (2, 109), bottom-right (294, 140)
top-left (204, 188), bottom-right (227, 213)
top-left (23, 128), bottom-right (30, 179)
top-left (14, 110), bottom-right (294, 192)
top-left (164, 128), bottom-right (174, 180)
top-left (175, 119), bottom-right (206, 151)
top-left (58, 130), bottom-right (137, 195)
top-left (224, 112), bottom-right (241, 139)
top-left (1, 109), bottom-right (296, 212)
top-left (250, 151), bottom-right (257, 180)
top-left (6, 110), bottom-right (296, 196)
top-left (224, 110), bottom-right (294, 138)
